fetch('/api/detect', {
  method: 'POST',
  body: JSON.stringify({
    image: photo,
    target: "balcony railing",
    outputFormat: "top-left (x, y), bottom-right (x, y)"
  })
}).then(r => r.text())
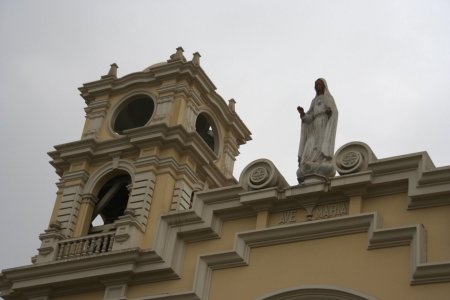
top-left (56, 232), bottom-right (115, 260)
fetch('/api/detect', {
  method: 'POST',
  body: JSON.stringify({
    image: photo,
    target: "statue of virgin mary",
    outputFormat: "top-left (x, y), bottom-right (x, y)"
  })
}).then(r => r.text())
top-left (297, 78), bottom-right (338, 183)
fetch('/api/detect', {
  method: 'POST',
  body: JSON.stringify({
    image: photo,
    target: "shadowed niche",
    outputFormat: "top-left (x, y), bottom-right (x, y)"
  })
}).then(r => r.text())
top-left (195, 112), bottom-right (216, 153)
top-left (90, 174), bottom-right (131, 232)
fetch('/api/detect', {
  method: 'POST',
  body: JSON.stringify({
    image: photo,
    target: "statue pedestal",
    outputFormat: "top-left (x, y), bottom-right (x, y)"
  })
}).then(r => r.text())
top-left (298, 174), bottom-right (328, 185)
top-left (296, 161), bottom-right (335, 185)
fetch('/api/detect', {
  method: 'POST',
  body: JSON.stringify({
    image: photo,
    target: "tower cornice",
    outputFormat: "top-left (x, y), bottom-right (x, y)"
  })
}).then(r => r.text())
top-left (49, 123), bottom-right (236, 186)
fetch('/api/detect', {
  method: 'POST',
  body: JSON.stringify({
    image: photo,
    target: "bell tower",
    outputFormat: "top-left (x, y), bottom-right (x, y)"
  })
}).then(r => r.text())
top-left (33, 47), bottom-right (251, 265)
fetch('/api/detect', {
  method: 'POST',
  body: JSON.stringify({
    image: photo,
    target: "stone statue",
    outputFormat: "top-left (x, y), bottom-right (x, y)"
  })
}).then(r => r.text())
top-left (297, 78), bottom-right (338, 183)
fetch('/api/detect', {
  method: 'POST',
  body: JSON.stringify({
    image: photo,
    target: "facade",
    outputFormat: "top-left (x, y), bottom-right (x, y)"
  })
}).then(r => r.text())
top-left (1, 48), bottom-right (450, 300)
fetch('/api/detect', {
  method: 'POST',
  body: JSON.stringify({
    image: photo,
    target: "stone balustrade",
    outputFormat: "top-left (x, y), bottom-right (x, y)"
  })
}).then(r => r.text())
top-left (56, 232), bottom-right (115, 260)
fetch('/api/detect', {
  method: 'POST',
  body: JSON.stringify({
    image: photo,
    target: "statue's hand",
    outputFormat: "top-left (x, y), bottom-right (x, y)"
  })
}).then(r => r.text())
top-left (326, 108), bottom-right (332, 117)
top-left (297, 106), bottom-right (305, 117)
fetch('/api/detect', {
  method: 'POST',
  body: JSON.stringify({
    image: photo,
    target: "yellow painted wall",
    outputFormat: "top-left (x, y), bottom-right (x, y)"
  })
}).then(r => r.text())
top-left (127, 217), bottom-right (256, 298)
top-left (208, 233), bottom-right (450, 300)
top-left (363, 193), bottom-right (450, 261)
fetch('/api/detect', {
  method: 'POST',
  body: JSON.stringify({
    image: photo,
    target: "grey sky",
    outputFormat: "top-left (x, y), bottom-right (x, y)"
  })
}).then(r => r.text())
top-left (1, 0), bottom-right (449, 270)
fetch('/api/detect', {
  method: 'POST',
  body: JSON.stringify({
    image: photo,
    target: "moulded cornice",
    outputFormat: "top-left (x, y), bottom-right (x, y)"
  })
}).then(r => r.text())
top-left (127, 124), bottom-right (232, 187)
top-left (52, 138), bottom-right (98, 161)
top-left (134, 156), bottom-right (200, 185)
top-left (195, 185), bottom-right (244, 205)
top-left (370, 152), bottom-right (450, 208)
top-left (413, 262), bottom-right (450, 284)
top-left (322, 149), bottom-right (450, 208)
top-left (78, 61), bottom-right (215, 104)
top-left (61, 170), bottom-right (90, 184)
top-left (0, 249), bottom-right (179, 298)
top-left (418, 166), bottom-right (450, 185)
top-left (126, 123), bottom-right (216, 162)
top-left (329, 171), bottom-right (372, 194)
top-left (78, 77), bottom-right (116, 104)
top-left (48, 123), bottom-right (235, 187)
top-left (368, 152), bottom-right (434, 176)
top-left (149, 60), bottom-right (217, 94)
top-left (239, 188), bottom-right (279, 211)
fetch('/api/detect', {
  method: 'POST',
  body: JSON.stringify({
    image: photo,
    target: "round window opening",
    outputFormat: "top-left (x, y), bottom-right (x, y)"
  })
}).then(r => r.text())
top-left (113, 96), bottom-right (154, 134)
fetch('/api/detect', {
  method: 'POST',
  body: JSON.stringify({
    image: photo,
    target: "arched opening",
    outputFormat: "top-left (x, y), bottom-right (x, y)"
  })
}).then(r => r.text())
top-left (113, 95), bottom-right (154, 134)
top-left (90, 174), bottom-right (132, 233)
top-left (259, 286), bottom-right (376, 300)
top-left (195, 112), bottom-right (218, 153)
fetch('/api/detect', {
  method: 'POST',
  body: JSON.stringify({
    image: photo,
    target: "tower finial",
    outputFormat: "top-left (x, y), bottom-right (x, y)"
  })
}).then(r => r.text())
top-left (192, 52), bottom-right (201, 66)
top-left (101, 63), bottom-right (118, 79)
top-left (228, 98), bottom-right (236, 112)
top-left (168, 46), bottom-right (187, 62)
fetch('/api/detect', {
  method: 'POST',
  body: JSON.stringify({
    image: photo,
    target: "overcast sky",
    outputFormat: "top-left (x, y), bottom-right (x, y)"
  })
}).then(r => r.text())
top-left (1, 0), bottom-right (449, 270)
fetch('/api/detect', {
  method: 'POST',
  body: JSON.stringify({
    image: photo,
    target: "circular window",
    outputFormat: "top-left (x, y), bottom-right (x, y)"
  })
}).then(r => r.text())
top-left (113, 96), bottom-right (154, 134)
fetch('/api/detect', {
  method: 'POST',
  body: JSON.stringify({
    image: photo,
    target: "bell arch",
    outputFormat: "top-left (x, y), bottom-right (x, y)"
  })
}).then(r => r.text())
top-left (79, 160), bottom-right (136, 234)
top-left (195, 110), bottom-right (221, 155)
top-left (90, 173), bottom-right (132, 228)
top-left (82, 160), bottom-right (136, 195)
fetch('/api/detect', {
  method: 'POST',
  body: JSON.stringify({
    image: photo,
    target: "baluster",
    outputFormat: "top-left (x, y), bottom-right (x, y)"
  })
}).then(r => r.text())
top-left (101, 235), bottom-right (108, 253)
top-left (100, 236), bottom-right (106, 253)
top-left (81, 238), bottom-right (88, 256)
top-left (90, 238), bottom-right (95, 254)
top-left (94, 237), bottom-right (101, 253)
top-left (74, 240), bottom-right (82, 256)
top-left (72, 241), bottom-right (77, 258)
top-left (88, 238), bottom-right (95, 254)
top-left (73, 241), bottom-right (78, 257)
top-left (67, 242), bottom-right (73, 258)
top-left (57, 243), bottom-right (64, 260)
top-left (108, 235), bottom-right (114, 252)
top-left (63, 242), bottom-right (69, 259)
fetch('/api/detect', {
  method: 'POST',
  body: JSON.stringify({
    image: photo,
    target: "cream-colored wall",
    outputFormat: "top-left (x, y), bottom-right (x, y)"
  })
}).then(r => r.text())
top-left (141, 173), bottom-right (176, 249)
top-left (362, 193), bottom-right (450, 262)
top-left (208, 233), bottom-right (450, 300)
top-left (123, 191), bottom-right (448, 300)
top-left (128, 217), bottom-right (256, 298)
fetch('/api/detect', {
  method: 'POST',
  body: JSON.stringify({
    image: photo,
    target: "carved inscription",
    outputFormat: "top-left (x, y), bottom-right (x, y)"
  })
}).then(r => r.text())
top-left (274, 202), bottom-right (348, 226)
top-left (314, 202), bottom-right (347, 220)
top-left (278, 210), bottom-right (297, 224)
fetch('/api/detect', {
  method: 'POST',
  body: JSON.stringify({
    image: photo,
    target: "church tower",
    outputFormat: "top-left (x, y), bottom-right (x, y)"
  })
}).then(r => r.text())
top-left (44, 47), bottom-right (250, 255)
top-left (0, 48), bottom-right (250, 299)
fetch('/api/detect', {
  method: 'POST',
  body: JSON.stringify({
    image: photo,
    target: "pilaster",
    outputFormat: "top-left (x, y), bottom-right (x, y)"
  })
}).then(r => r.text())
top-left (83, 97), bottom-right (110, 139)
top-left (73, 193), bottom-right (98, 236)
top-left (170, 179), bottom-right (193, 211)
top-left (35, 222), bottom-right (64, 264)
top-left (112, 209), bottom-right (144, 251)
